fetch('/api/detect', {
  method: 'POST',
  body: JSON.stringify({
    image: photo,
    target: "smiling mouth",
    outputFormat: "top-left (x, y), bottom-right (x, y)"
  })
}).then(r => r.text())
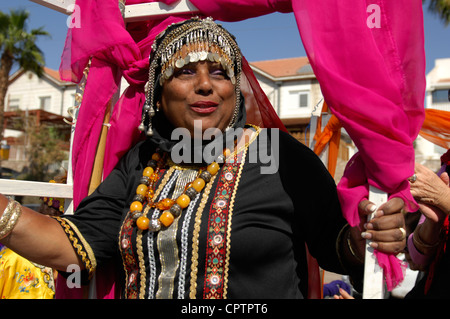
top-left (190, 102), bottom-right (218, 114)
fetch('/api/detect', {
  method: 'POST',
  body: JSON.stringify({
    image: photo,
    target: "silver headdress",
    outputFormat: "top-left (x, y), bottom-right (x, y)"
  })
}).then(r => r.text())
top-left (138, 17), bottom-right (242, 136)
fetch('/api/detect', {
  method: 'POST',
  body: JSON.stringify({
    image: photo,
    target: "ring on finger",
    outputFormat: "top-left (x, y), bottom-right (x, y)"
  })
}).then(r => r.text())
top-left (398, 227), bottom-right (406, 240)
top-left (408, 174), bottom-right (417, 183)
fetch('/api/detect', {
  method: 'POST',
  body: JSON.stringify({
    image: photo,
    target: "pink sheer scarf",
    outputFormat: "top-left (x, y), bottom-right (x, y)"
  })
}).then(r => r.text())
top-left (58, 0), bottom-right (192, 299)
top-left (188, 0), bottom-right (426, 291)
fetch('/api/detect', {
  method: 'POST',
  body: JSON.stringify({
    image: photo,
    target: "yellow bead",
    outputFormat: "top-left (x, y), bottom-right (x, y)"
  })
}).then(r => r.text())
top-left (136, 216), bottom-right (150, 230)
top-left (136, 184), bottom-right (148, 196)
top-left (176, 194), bottom-right (190, 209)
top-left (207, 162), bottom-right (220, 175)
top-left (159, 211), bottom-right (174, 227)
top-left (130, 201), bottom-right (143, 212)
top-left (143, 167), bottom-right (154, 177)
top-left (191, 178), bottom-right (206, 192)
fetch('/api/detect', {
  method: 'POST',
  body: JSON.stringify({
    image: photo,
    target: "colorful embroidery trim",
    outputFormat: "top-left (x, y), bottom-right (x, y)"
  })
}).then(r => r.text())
top-left (119, 214), bottom-right (139, 299)
top-left (202, 151), bottom-right (245, 299)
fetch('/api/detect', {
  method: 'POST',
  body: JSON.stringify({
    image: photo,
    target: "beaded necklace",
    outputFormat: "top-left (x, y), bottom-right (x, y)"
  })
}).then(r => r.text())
top-left (129, 148), bottom-right (231, 232)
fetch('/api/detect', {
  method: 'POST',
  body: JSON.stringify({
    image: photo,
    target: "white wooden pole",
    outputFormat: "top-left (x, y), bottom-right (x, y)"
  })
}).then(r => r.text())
top-left (30, 0), bottom-right (199, 22)
top-left (362, 185), bottom-right (387, 299)
top-left (0, 179), bottom-right (73, 198)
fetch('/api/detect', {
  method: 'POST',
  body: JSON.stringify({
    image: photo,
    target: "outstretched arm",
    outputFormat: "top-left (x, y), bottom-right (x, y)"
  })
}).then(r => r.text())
top-left (0, 194), bottom-right (83, 272)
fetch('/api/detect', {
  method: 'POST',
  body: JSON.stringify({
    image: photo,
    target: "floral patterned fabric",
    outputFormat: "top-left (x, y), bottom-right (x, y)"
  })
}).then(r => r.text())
top-left (0, 247), bottom-right (56, 299)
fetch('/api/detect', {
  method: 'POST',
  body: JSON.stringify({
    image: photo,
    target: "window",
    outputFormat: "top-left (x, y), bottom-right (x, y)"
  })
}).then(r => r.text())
top-left (289, 90), bottom-right (309, 108)
top-left (431, 89), bottom-right (449, 104)
top-left (299, 93), bottom-right (308, 108)
top-left (8, 96), bottom-right (20, 111)
top-left (39, 96), bottom-right (52, 111)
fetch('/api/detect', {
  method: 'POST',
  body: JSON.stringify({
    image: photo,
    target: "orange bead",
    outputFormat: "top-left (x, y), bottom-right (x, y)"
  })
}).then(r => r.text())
top-left (207, 162), bottom-right (220, 175)
top-left (130, 201), bottom-right (143, 212)
top-left (146, 189), bottom-right (155, 199)
top-left (143, 167), bottom-right (154, 177)
top-left (159, 211), bottom-right (174, 227)
top-left (191, 178), bottom-right (205, 192)
top-left (223, 148), bottom-right (231, 157)
top-left (157, 198), bottom-right (175, 210)
top-left (176, 194), bottom-right (190, 209)
top-left (150, 173), bottom-right (159, 182)
top-left (136, 184), bottom-right (149, 196)
top-left (151, 153), bottom-right (161, 161)
top-left (136, 216), bottom-right (150, 230)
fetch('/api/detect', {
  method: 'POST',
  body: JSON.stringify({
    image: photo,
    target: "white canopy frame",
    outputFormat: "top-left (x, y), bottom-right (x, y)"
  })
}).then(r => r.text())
top-left (0, 0), bottom-right (387, 299)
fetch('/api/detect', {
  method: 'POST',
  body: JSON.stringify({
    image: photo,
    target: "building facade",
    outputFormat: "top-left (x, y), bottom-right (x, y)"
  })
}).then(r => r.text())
top-left (3, 67), bottom-right (75, 174)
top-left (250, 57), bottom-right (320, 142)
top-left (415, 58), bottom-right (450, 170)
top-left (250, 57), bottom-right (355, 180)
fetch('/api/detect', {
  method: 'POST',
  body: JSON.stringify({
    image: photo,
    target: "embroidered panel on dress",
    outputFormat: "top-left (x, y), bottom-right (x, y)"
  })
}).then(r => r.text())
top-left (119, 168), bottom-right (168, 299)
top-left (119, 213), bottom-right (139, 299)
top-left (202, 151), bottom-right (244, 299)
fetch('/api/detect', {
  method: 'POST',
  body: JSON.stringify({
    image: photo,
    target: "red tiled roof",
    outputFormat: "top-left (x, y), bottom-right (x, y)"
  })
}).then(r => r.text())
top-left (250, 57), bottom-right (311, 78)
top-left (43, 67), bottom-right (62, 82)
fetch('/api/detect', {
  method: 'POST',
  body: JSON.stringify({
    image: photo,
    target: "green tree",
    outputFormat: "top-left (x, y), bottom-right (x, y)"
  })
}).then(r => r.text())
top-left (11, 112), bottom-right (68, 182)
top-left (424, 0), bottom-right (450, 25)
top-left (24, 123), bottom-right (68, 182)
top-left (0, 9), bottom-right (49, 151)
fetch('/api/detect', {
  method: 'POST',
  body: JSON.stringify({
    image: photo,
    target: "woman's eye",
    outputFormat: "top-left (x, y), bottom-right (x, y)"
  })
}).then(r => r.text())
top-left (179, 68), bottom-right (195, 75)
top-left (210, 69), bottom-right (227, 77)
top-left (173, 68), bottom-right (195, 78)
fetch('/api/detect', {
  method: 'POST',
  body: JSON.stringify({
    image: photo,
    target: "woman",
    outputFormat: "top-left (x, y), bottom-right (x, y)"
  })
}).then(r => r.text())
top-left (0, 18), bottom-right (406, 299)
top-left (405, 156), bottom-right (450, 298)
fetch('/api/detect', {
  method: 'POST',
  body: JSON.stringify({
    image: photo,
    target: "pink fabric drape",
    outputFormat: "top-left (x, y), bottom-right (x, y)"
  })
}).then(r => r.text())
top-left (294, 0), bottom-right (424, 291)
top-left (59, 0), bottom-right (425, 296)
top-left (188, 0), bottom-right (426, 290)
top-left (60, 0), bottom-right (191, 209)
top-left (59, 0), bottom-right (192, 299)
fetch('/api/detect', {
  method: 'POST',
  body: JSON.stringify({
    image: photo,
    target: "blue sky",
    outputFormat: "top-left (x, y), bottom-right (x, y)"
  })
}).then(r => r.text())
top-left (1, 1), bottom-right (449, 74)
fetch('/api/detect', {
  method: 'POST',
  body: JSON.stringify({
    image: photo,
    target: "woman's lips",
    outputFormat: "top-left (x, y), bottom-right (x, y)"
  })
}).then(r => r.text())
top-left (189, 101), bottom-right (218, 114)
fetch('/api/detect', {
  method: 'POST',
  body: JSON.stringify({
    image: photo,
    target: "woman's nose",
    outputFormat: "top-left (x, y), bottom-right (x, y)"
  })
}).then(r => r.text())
top-left (195, 69), bottom-right (213, 95)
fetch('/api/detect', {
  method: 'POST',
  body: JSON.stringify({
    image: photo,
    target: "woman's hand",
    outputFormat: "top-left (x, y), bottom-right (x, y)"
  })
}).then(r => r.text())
top-left (410, 163), bottom-right (450, 223)
top-left (406, 163), bottom-right (449, 263)
top-left (349, 197), bottom-right (406, 258)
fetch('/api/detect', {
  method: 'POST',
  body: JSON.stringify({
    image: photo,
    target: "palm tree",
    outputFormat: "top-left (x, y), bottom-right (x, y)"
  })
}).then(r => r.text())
top-left (424, 0), bottom-right (450, 25)
top-left (0, 9), bottom-right (49, 149)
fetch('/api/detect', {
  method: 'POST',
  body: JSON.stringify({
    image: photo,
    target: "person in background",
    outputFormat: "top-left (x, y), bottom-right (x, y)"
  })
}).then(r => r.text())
top-left (0, 242), bottom-right (56, 299)
top-left (405, 154), bottom-right (450, 298)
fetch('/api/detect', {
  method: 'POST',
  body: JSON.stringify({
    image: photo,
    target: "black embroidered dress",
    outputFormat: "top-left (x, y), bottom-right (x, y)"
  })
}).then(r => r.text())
top-left (55, 127), bottom-right (348, 299)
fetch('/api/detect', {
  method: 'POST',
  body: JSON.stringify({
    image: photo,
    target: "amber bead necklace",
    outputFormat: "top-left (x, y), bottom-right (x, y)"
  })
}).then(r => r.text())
top-left (130, 147), bottom-right (232, 232)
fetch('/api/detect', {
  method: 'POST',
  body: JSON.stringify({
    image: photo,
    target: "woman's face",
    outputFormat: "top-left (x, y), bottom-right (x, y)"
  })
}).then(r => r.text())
top-left (159, 61), bottom-right (236, 137)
